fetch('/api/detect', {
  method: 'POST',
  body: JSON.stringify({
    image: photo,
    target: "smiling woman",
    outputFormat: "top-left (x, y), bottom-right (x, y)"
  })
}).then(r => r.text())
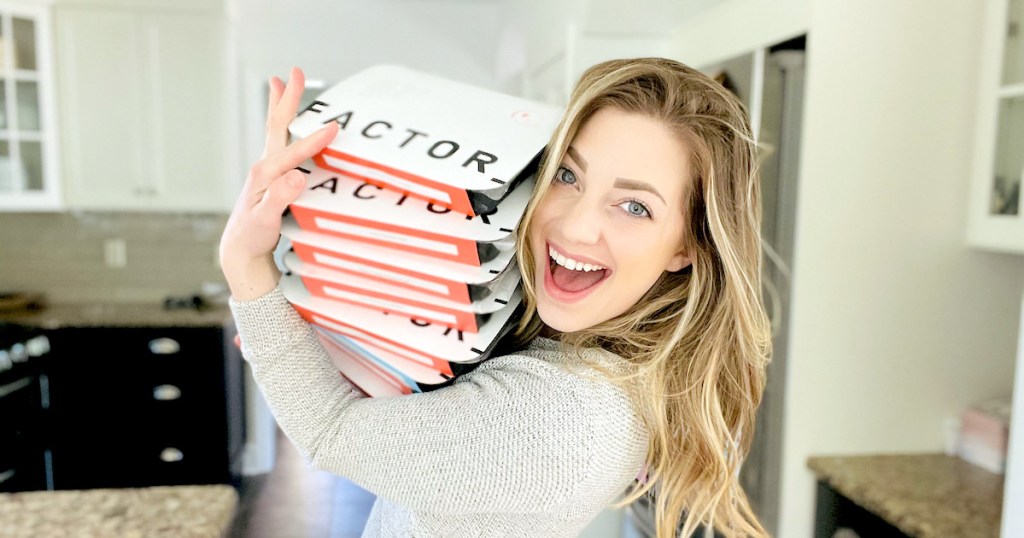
top-left (220, 57), bottom-right (770, 538)
top-left (511, 58), bottom-right (771, 538)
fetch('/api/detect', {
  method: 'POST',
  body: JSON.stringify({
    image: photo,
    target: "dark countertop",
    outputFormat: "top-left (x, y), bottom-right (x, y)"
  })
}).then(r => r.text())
top-left (807, 453), bottom-right (1004, 538)
top-left (0, 301), bottom-right (234, 329)
top-left (0, 484), bottom-right (238, 537)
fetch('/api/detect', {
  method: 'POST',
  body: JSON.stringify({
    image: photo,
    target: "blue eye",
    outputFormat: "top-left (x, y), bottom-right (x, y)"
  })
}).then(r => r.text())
top-left (553, 166), bottom-right (577, 185)
top-left (619, 199), bottom-right (651, 219)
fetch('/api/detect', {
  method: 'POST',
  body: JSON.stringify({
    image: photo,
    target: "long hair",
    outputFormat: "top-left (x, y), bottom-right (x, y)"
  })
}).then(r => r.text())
top-left (511, 57), bottom-right (772, 538)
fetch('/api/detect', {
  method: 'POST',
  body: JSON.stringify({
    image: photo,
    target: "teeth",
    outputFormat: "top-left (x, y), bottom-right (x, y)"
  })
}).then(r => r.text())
top-left (548, 245), bottom-right (605, 272)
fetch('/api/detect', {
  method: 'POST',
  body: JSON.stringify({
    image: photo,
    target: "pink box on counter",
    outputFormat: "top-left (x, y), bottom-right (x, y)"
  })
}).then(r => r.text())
top-left (957, 397), bottom-right (1011, 474)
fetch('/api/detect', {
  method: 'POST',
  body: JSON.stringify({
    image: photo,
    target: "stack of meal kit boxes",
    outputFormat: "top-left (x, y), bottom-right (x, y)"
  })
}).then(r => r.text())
top-left (275, 64), bottom-right (560, 397)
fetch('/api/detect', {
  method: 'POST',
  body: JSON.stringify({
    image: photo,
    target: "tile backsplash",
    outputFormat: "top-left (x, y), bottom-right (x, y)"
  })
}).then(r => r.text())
top-left (0, 211), bottom-right (230, 304)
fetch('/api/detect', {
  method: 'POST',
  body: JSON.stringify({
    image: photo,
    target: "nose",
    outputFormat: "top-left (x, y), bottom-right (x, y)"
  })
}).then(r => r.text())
top-left (558, 195), bottom-right (602, 246)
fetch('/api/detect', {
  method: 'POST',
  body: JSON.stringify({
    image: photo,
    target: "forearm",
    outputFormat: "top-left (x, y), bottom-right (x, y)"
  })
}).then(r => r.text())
top-left (229, 285), bottom-right (367, 460)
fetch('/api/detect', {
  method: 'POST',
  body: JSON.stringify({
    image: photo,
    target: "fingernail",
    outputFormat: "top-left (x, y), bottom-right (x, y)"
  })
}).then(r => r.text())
top-left (289, 173), bottom-right (304, 188)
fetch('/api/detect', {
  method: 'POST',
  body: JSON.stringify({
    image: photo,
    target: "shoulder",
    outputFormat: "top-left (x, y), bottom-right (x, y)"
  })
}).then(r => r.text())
top-left (459, 340), bottom-right (648, 444)
top-left (462, 338), bottom-right (628, 398)
top-left (460, 340), bottom-right (650, 488)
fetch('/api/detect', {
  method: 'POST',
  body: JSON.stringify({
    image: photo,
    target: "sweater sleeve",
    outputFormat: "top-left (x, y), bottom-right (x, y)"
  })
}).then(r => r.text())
top-left (229, 285), bottom-right (601, 515)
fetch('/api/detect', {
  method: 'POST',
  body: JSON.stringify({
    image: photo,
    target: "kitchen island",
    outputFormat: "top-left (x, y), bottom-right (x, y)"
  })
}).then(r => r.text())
top-left (808, 453), bottom-right (1003, 538)
top-left (0, 484), bottom-right (238, 537)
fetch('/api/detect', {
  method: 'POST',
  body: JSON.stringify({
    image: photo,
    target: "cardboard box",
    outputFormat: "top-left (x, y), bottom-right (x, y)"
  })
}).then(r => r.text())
top-left (281, 272), bottom-right (520, 365)
top-left (280, 215), bottom-right (519, 306)
top-left (288, 159), bottom-right (533, 266)
top-left (284, 252), bottom-right (505, 333)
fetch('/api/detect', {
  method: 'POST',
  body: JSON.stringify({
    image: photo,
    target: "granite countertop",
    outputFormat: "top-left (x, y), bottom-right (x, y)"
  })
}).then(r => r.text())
top-left (0, 302), bottom-right (233, 329)
top-left (807, 453), bottom-right (1004, 538)
top-left (0, 484), bottom-right (238, 537)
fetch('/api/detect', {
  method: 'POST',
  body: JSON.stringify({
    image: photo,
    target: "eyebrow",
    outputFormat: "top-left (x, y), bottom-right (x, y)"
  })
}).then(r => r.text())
top-left (566, 145), bottom-right (667, 205)
top-left (614, 178), bottom-right (666, 205)
top-left (567, 146), bottom-right (589, 172)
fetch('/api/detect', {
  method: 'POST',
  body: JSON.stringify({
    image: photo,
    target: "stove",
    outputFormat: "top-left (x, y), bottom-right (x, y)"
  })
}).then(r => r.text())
top-left (0, 322), bottom-right (52, 492)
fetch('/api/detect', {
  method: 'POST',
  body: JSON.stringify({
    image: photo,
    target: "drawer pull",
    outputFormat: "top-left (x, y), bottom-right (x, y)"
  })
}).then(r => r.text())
top-left (152, 384), bottom-right (181, 401)
top-left (159, 448), bottom-right (184, 462)
top-left (148, 338), bottom-right (180, 355)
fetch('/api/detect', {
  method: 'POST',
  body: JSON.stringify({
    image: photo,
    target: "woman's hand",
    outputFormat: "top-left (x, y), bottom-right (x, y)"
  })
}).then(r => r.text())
top-left (219, 67), bottom-right (339, 301)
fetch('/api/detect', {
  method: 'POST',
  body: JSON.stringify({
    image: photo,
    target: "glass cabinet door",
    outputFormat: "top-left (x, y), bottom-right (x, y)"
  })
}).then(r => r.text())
top-left (992, 0), bottom-right (1024, 217)
top-left (0, 3), bottom-right (59, 210)
top-left (969, 0), bottom-right (1024, 252)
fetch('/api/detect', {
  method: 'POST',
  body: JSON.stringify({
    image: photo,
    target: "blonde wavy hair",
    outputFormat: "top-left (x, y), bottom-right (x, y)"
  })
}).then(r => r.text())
top-left (511, 57), bottom-right (772, 538)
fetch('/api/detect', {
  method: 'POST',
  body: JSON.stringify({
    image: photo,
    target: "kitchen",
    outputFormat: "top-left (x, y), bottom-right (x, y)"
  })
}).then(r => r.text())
top-left (2, 0), bottom-right (1024, 537)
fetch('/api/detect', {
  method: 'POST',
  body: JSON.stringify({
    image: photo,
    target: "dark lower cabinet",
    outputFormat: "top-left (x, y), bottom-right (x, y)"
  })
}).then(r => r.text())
top-left (814, 480), bottom-right (910, 538)
top-left (42, 325), bottom-right (245, 490)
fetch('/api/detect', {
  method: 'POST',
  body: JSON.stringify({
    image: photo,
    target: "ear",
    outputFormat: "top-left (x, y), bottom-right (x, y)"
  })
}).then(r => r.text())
top-left (666, 250), bottom-right (691, 272)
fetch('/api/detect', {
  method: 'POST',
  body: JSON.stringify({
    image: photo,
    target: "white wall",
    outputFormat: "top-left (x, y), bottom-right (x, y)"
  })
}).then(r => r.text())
top-left (233, 0), bottom-right (502, 89)
top-left (777, 2), bottom-right (1024, 537)
top-left (668, 0), bottom-right (809, 68)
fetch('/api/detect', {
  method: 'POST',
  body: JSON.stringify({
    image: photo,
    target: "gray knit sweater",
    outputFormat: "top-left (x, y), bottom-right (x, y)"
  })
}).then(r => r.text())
top-left (229, 285), bottom-right (650, 537)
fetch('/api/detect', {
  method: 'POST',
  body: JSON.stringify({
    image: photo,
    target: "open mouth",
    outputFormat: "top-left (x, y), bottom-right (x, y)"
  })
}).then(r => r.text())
top-left (544, 243), bottom-right (611, 302)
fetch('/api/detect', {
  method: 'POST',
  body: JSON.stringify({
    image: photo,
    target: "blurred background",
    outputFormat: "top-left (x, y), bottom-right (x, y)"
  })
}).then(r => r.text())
top-left (1, 0), bottom-right (1023, 537)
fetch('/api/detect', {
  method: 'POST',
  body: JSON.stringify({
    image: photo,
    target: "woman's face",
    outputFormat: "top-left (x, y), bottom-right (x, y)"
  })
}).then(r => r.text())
top-left (529, 107), bottom-right (692, 333)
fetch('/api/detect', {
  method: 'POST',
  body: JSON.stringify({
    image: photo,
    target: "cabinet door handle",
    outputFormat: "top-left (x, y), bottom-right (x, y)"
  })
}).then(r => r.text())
top-left (0, 468), bottom-right (15, 485)
top-left (159, 448), bottom-right (184, 463)
top-left (148, 338), bottom-right (180, 355)
top-left (152, 384), bottom-right (181, 401)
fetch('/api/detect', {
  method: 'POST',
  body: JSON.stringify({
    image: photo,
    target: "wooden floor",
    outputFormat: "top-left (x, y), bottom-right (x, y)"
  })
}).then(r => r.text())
top-left (229, 427), bottom-right (377, 538)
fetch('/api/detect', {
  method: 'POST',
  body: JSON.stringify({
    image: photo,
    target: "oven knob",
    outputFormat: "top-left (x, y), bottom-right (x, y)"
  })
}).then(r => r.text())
top-left (26, 336), bottom-right (50, 357)
top-left (9, 343), bottom-right (27, 363)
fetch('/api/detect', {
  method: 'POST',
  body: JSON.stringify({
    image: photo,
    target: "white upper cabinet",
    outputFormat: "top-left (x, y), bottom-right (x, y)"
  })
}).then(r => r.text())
top-left (55, 0), bottom-right (232, 212)
top-left (970, 0), bottom-right (1024, 253)
top-left (0, 1), bottom-right (61, 211)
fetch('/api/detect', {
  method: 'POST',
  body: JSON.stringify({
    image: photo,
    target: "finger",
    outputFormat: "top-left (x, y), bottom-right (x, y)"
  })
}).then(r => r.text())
top-left (265, 76), bottom-right (285, 127)
top-left (234, 334), bottom-right (242, 349)
top-left (265, 67), bottom-right (306, 156)
top-left (249, 121), bottom-right (338, 191)
top-left (256, 169), bottom-right (307, 218)
top-left (261, 77), bottom-right (287, 158)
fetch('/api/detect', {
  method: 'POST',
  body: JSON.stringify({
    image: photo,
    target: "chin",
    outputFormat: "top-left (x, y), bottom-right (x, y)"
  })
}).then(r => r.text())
top-left (534, 297), bottom-right (598, 334)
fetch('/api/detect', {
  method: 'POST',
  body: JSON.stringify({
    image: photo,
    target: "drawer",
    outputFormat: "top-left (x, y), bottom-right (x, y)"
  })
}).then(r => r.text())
top-left (137, 434), bottom-right (231, 486)
top-left (50, 422), bottom-right (231, 489)
top-left (48, 327), bottom-right (226, 369)
top-left (44, 327), bottom-right (228, 414)
top-left (49, 436), bottom-right (150, 489)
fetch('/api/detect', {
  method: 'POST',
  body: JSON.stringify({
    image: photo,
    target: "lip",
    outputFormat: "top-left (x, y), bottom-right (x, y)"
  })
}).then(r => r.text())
top-left (541, 241), bottom-right (612, 304)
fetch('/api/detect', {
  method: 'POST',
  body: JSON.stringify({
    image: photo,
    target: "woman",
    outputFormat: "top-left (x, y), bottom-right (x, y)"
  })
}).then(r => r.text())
top-left (221, 57), bottom-right (771, 538)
